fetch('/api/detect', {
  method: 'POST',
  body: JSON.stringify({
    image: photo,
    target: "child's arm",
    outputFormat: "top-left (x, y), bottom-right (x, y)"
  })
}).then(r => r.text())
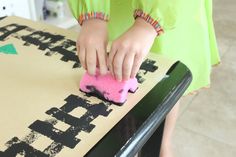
top-left (108, 18), bottom-right (157, 81)
top-left (108, 0), bottom-right (176, 81)
top-left (68, 0), bottom-right (110, 75)
top-left (77, 19), bottom-right (108, 75)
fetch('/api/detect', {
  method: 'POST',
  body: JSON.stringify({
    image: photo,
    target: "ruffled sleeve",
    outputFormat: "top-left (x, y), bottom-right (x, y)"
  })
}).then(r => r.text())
top-left (132, 0), bottom-right (177, 36)
top-left (67, 0), bottom-right (110, 25)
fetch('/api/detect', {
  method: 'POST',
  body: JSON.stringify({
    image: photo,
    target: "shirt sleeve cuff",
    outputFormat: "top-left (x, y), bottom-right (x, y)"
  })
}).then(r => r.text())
top-left (134, 9), bottom-right (164, 36)
top-left (78, 12), bottom-right (109, 25)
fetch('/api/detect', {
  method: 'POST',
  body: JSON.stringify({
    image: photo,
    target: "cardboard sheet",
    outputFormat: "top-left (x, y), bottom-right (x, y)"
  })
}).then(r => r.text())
top-left (0, 16), bottom-right (176, 157)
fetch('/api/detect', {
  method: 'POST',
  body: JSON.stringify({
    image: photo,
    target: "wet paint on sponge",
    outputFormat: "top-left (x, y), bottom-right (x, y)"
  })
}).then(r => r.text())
top-left (80, 70), bottom-right (138, 105)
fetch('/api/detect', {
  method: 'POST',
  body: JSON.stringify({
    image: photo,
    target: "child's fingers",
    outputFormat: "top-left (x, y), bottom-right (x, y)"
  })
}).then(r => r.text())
top-left (131, 53), bottom-right (143, 78)
top-left (108, 46), bottom-right (117, 78)
top-left (113, 49), bottom-right (126, 81)
top-left (97, 48), bottom-right (107, 75)
top-left (78, 46), bottom-right (86, 70)
top-left (86, 47), bottom-right (96, 75)
top-left (123, 52), bottom-right (135, 80)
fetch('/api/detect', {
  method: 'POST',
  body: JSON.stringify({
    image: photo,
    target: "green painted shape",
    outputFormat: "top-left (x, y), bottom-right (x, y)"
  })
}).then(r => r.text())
top-left (0, 44), bottom-right (18, 54)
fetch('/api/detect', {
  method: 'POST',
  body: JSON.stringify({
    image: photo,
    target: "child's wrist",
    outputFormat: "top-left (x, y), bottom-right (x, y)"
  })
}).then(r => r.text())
top-left (134, 17), bottom-right (157, 36)
top-left (82, 19), bottom-right (107, 29)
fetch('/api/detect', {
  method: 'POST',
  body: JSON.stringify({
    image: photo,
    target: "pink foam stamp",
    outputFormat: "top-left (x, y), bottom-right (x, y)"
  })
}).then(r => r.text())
top-left (80, 70), bottom-right (138, 105)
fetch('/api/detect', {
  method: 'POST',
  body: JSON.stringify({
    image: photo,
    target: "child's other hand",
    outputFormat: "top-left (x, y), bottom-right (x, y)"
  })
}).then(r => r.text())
top-left (77, 19), bottom-right (108, 75)
top-left (108, 18), bottom-right (157, 81)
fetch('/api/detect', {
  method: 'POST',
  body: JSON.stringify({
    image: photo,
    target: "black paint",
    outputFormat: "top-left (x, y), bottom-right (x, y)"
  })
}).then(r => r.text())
top-left (136, 73), bottom-right (146, 84)
top-left (22, 131), bottom-right (40, 145)
top-left (83, 86), bottom-right (124, 105)
top-left (43, 142), bottom-right (63, 157)
top-left (29, 120), bottom-right (81, 149)
top-left (60, 94), bottom-right (112, 117)
top-left (0, 23), bottom-right (27, 41)
top-left (21, 31), bottom-right (64, 51)
top-left (46, 107), bottom-right (95, 132)
top-left (0, 137), bottom-right (48, 157)
top-left (136, 59), bottom-right (158, 84)
top-left (139, 59), bottom-right (158, 74)
top-left (0, 16), bottom-right (6, 21)
top-left (0, 94), bottom-right (113, 156)
top-left (0, 22), bottom-right (81, 69)
top-left (48, 39), bottom-right (81, 68)
top-left (21, 31), bottom-right (81, 68)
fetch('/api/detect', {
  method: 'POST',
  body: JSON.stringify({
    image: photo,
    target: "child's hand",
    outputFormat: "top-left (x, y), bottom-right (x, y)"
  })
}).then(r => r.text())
top-left (108, 18), bottom-right (157, 81)
top-left (77, 19), bottom-right (108, 75)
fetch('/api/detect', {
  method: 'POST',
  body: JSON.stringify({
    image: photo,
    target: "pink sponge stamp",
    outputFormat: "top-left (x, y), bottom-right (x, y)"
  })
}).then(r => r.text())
top-left (79, 70), bottom-right (138, 105)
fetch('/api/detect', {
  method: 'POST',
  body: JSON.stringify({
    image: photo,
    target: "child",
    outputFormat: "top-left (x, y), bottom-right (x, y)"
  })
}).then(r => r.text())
top-left (68, 0), bottom-right (220, 156)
